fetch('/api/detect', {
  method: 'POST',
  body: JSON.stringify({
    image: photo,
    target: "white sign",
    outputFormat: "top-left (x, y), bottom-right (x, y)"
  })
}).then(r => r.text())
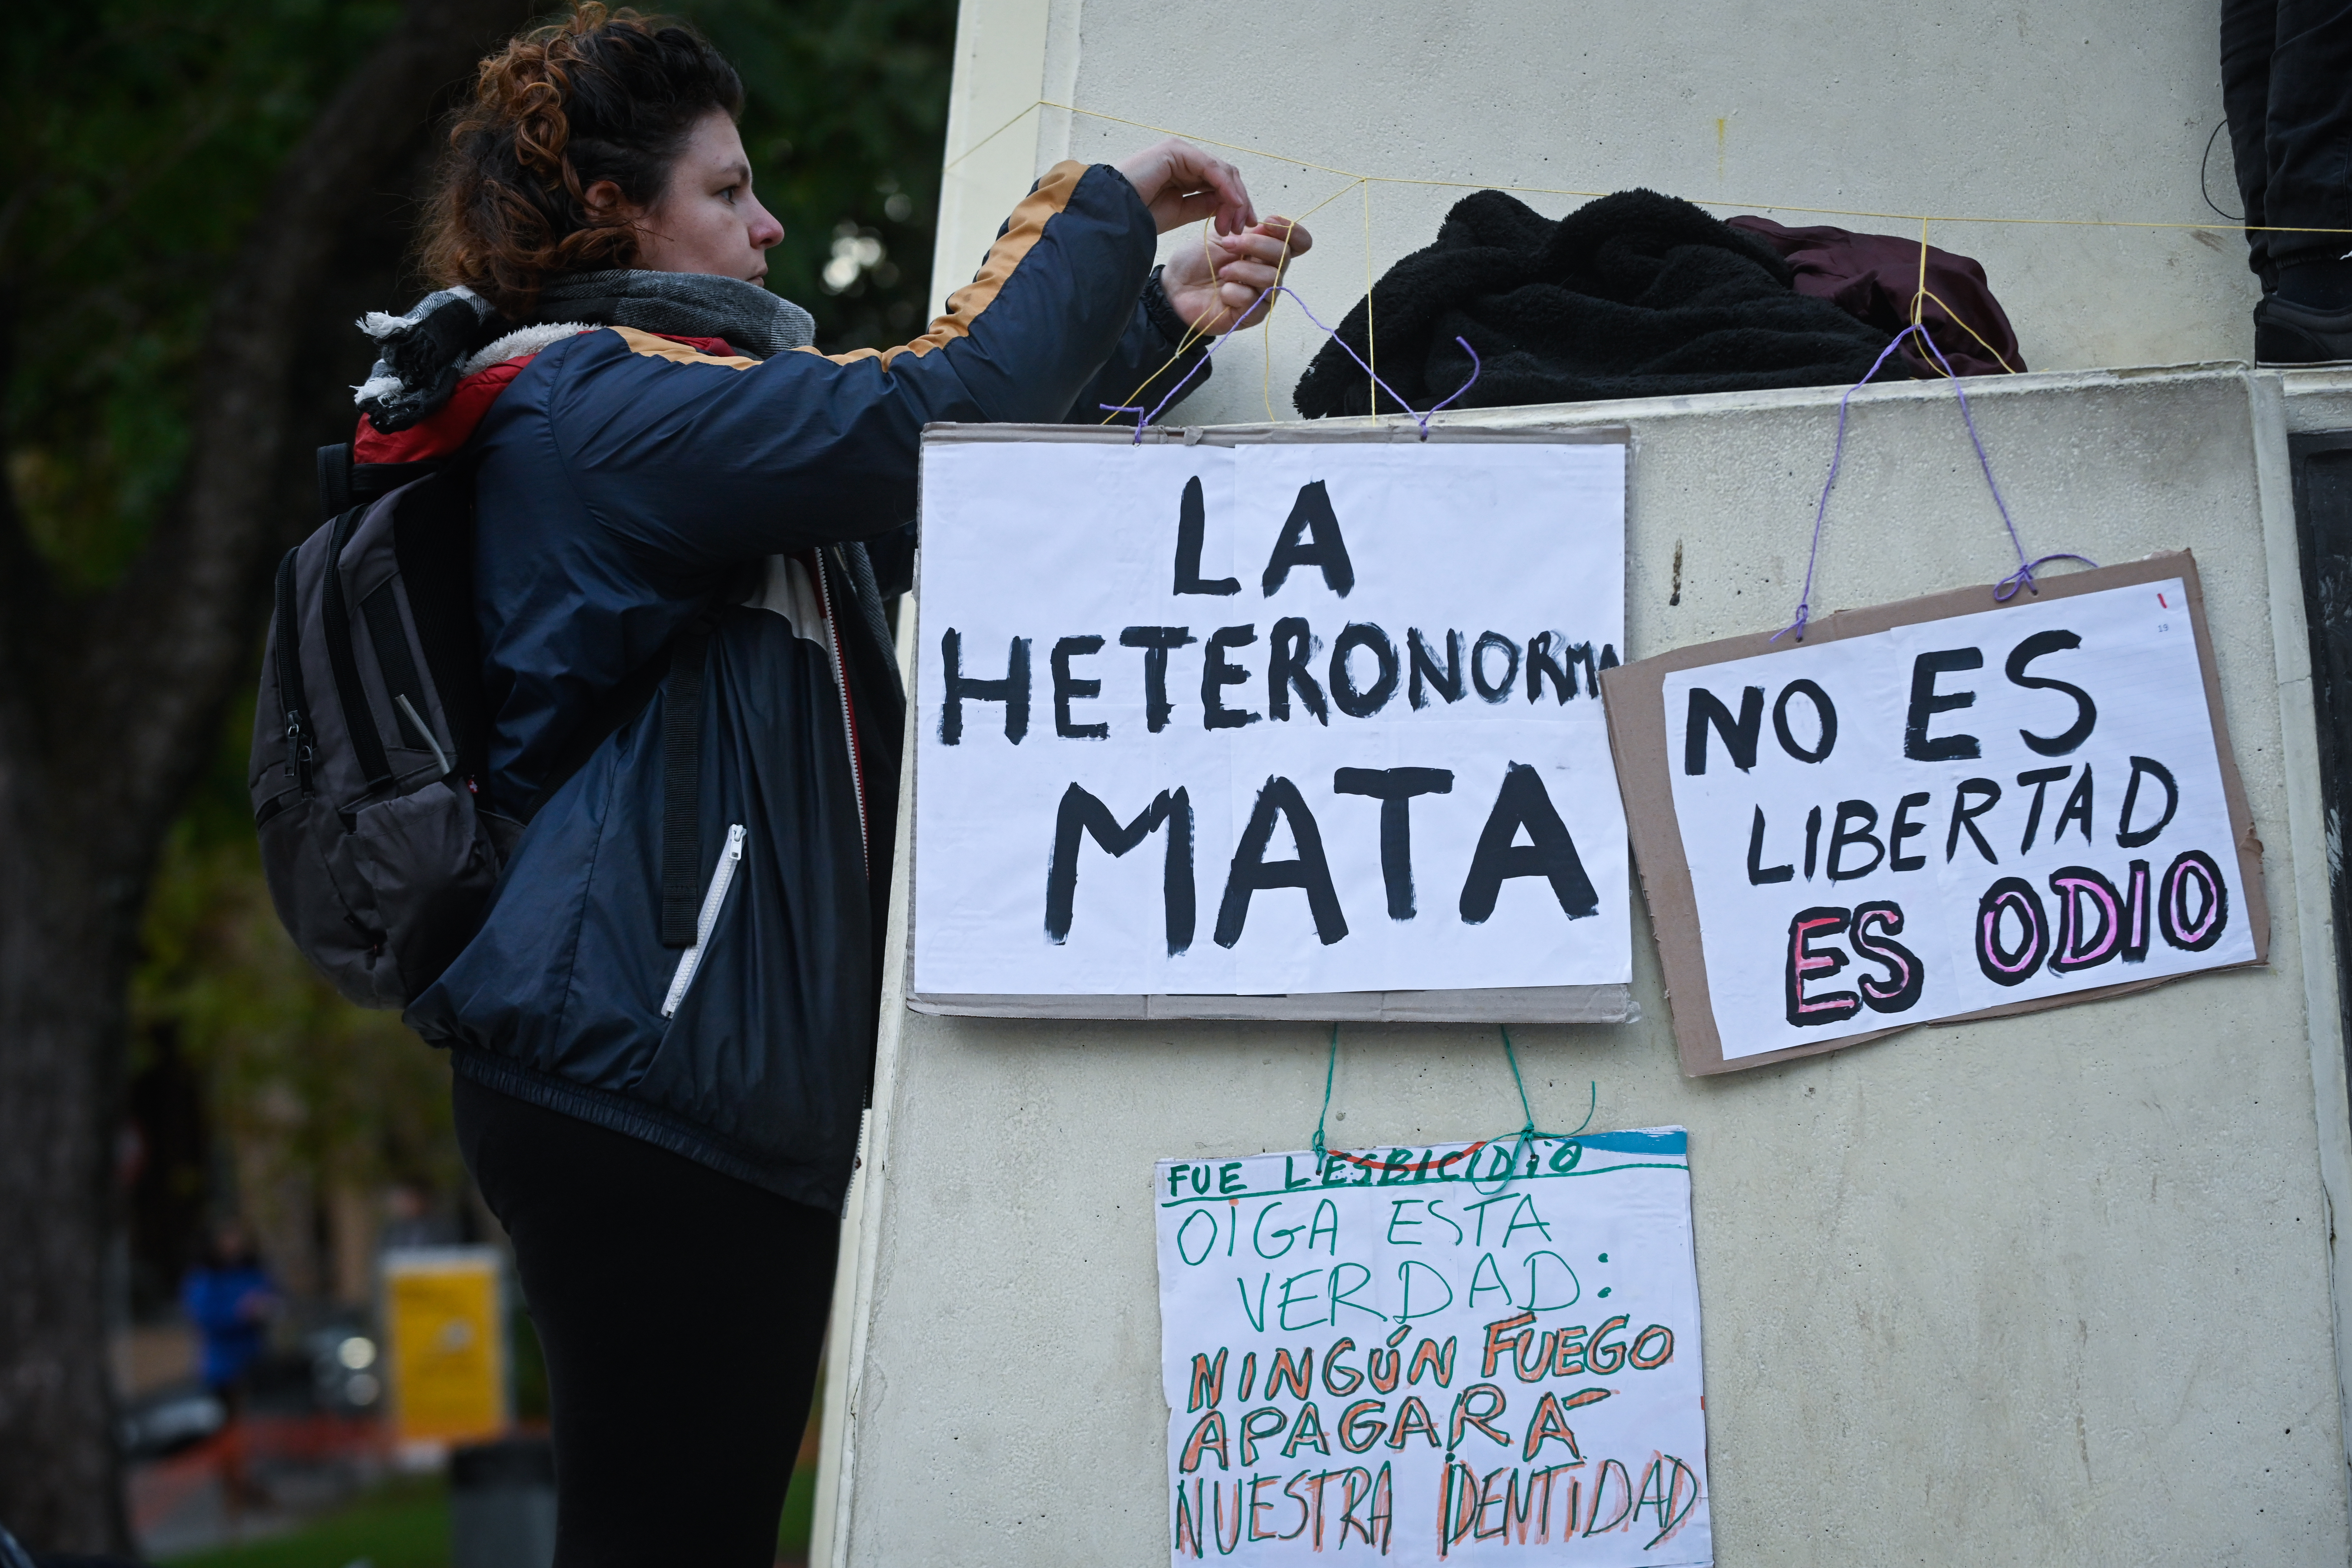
top-left (1155, 1131), bottom-right (1710, 1565)
top-left (1658, 574), bottom-right (2257, 1061)
top-left (914, 438), bottom-right (1630, 998)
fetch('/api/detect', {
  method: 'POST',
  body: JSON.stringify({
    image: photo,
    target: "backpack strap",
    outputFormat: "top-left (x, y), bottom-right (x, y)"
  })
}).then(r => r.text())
top-left (319, 505), bottom-right (397, 793)
top-left (318, 442), bottom-right (354, 519)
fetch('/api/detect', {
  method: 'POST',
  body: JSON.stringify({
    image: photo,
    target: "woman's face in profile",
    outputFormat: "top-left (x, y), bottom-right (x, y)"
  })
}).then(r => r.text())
top-left (625, 111), bottom-right (786, 284)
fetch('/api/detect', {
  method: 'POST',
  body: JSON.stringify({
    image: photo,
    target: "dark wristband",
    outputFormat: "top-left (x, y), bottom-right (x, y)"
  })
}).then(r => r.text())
top-left (1144, 266), bottom-right (1199, 350)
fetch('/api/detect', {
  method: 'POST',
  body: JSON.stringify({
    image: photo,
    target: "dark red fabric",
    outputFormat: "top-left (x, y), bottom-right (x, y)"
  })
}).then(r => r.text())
top-left (1726, 215), bottom-right (2026, 378)
top-left (659, 333), bottom-right (741, 358)
top-left (356, 355), bottom-right (537, 464)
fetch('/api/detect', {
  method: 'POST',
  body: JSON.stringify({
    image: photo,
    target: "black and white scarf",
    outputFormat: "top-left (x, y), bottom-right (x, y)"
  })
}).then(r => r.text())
top-left (354, 269), bottom-right (816, 433)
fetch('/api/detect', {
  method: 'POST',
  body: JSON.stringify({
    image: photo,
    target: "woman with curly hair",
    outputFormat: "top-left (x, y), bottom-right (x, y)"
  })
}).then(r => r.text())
top-left (354, 7), bottom-right (1309, 1561)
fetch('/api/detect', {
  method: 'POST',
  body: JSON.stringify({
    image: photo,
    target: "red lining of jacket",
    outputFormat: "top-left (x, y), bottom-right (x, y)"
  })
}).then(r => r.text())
top-left (352, 332), bottom-right (743, 465)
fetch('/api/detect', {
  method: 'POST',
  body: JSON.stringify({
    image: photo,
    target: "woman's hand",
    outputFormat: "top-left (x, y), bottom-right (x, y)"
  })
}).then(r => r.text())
top-left (1115, 138), bottom-right (1256, 235)
top-left (1160, 216), bottom-right (1314, 336)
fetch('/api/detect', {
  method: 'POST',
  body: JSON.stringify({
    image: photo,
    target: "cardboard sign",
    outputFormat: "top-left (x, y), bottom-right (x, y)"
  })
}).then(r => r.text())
top-left (1155, 1131), bottom-right (1710, 1565)
top-left (1602, 554), bottom-right (2267, 1073)
top-left (382, 1246), bottom-right (509, 1448)
top-left (913, 431), bottom-right (1632, 1015)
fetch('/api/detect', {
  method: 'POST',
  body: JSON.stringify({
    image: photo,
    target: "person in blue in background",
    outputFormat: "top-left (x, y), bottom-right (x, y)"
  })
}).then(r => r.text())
top-left (179, 1220), bottom-right (279, 1511)
top-left (181, 1220), bottom-right (277, 1395)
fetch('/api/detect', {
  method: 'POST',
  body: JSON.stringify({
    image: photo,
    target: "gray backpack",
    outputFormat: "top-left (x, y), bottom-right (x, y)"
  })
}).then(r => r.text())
top-left (250, 445), bottom-right (707, 1009)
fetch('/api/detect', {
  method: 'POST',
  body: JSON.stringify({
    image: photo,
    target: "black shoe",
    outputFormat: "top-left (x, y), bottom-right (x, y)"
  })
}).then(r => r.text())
top-left (2255, 295), bottom-right (2352, 365)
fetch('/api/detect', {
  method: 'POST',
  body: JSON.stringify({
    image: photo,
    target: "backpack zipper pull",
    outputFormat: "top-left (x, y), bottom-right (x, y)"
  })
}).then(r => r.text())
top-left (285, 710), bottom-right (316, 797)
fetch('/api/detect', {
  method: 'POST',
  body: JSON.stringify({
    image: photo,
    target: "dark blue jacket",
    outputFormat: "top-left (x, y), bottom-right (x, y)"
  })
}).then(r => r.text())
top-left (406, 163), bottom-right (1203, 1211)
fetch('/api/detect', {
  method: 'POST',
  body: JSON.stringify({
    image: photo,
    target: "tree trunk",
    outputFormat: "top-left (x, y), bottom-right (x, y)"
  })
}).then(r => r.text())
top-left (0, 0), bottom-right (528, 1547)
top-left (0, 775), bottom-right (136, 1549)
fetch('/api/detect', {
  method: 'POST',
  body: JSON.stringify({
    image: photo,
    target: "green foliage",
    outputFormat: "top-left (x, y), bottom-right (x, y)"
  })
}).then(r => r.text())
top-left (779, 1459), bottom-right (817, 1555)
top-left (159, 1475), bottom-right (451, 1568)
top-left (3, 0), bottom-right (408, 592)
top-left (132, 687), bottom-right (465, 1214)
top-left (150, 1465), bottom-right (816, 1565)
top-left (696, 0), bottom-right (959, 349)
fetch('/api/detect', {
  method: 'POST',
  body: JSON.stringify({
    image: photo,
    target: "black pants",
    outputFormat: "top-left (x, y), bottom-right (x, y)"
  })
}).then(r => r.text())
top-left (455, 1074), bottom-right (838, 1568)
top-left (2221, 0), bottom-right (2352, 284)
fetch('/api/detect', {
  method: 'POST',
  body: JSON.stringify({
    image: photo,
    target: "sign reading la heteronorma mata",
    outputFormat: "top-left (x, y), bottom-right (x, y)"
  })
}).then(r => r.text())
top-left (913, 431), bottom-right (1632, 1016)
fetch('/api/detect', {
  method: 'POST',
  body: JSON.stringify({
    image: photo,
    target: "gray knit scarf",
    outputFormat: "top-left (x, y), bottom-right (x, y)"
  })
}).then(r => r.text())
top-left (354, 269), bottom-right (815, 433)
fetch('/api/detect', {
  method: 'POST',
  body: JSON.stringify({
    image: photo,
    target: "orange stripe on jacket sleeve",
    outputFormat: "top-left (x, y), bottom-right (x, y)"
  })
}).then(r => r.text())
top-left (796, 160), bottom-right (1092, 370)
top-left (608, 325), bottom-right (760, 369)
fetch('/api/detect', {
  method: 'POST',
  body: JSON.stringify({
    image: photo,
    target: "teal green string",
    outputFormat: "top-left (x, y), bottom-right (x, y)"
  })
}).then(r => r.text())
top-left (1487, 1026), bottom-right (1599, 1189)
top-left (1499, 1024), bottom-right (1539, 1140)
top-left (1310, 1021), bottom-right (1340, 1163)
top-left (1311, 1023), bottom-right (1596, 1182)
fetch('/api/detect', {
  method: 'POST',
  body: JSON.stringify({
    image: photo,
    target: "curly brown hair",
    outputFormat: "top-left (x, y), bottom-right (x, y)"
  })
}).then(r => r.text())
top-left (418, 4), bottom-right (745, 318)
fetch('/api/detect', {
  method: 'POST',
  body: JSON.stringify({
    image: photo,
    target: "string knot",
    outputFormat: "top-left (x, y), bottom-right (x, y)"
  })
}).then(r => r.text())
top-left (1996, 552), bottom-right (2101, 602)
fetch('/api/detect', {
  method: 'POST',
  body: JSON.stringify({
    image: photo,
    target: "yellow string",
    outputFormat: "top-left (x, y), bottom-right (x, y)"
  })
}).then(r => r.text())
top-left (1260, 212), bottom-right (1299, 420)
top-left (1890, 220), bottom-right (2023, 378)
top-left (1101, 178), bottom-right (1359, 427)
top-left (945, 97), bottom-right (2352, 238)
top-left (1363, 178), bottom-right (1377, 420)
top-left (1912, 219), bottom-right (1929, 330)
top-left (1908, 219), bottom-right (1946, 380)
top-left (1917, 288), bottom-right (2020, 374)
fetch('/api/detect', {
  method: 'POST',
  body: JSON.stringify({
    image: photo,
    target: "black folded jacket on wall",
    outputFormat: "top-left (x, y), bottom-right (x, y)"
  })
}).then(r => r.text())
top-left (1293, 189), bottom-right (2022, 419)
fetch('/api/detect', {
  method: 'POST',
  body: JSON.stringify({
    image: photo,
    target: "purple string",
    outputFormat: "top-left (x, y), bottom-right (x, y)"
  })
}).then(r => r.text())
top-left (1102, 283), bottom-right (1481, 442)
top-left (1775, 321), bottom-right (2096, 642)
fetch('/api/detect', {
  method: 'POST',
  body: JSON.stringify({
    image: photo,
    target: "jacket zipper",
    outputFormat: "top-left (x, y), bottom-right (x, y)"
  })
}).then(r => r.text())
top-left (660, 823), bottom-right (746, 1018)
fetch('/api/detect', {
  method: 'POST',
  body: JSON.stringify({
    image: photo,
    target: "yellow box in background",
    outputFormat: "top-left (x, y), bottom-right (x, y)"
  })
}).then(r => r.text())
top-left (383, 1246), bottom-right (509, 1448)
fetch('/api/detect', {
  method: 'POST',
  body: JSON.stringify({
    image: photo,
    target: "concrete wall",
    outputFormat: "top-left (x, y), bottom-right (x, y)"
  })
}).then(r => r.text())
top-left (810, 6), bottom-right (2352, 1562)
top-left (925, 0), bottom-right (2262, 417)
top-left (820, 364), bottom-right (2352, 1564)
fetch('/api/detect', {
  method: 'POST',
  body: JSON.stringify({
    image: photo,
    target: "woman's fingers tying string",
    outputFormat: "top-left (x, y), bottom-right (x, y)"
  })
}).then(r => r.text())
top-left (1207, 217), bottom-right (1313, 330)
top-left (1114, 137), bottom-right (1257, 234)
top-left (1155, 210), bottom-right (1312, 337)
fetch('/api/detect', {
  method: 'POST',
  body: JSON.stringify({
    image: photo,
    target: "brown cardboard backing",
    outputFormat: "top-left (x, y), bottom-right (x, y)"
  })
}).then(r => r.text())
top-left (1597, 552), bottom-right (2271, 1077)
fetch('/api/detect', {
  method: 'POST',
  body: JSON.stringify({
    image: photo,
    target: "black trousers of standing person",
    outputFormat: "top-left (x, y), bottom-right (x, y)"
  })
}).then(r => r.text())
top-left (2220, 0), bottom-right (2352, 290)
top-left (456, 1074), bottom-right (839, 1568)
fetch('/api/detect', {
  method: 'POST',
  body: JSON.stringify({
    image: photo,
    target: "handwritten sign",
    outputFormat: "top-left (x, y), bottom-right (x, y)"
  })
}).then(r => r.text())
top-left (1603, 555), bottom-right (2266, 1072)
top-left (913, 434), bottom-right (1631, 1007)
top-left (1155, 1131), bottom-right (1710, 1564)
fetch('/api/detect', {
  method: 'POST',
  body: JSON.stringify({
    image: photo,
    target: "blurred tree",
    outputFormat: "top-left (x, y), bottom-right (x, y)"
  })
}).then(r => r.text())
top-left (1, 0), bottom-right (953, 1549)
top-left (699, 0), bottom-right (956, 350)
top-left (132, 695), bottom-right (468, 1309)
top-left (3, 0), bottom-right (537, 1549)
